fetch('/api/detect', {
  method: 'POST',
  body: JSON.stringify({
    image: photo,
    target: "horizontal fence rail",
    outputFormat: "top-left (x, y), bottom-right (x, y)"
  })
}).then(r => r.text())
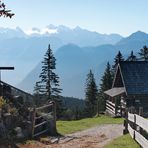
top-left (31, 101), bottom-right (56, 138)
top-left (128, 124), bottom-right (134, 139)
top-left (135, 130), bottom-right (148, 148)
top-left (106, 100), bottom-right (121, 117)
top-left (135, 114), bottom-right (148, 133)
top-left (106, 100), bottom-right (116, 116)
top-left (125, 110), bottom-right (148, 148)
top-left (128, 112), bottom-right (135, 123)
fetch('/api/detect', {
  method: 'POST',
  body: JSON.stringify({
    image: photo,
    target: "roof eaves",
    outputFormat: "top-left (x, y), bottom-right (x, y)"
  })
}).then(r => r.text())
top-left (118, 63), bottom-right (128, 96)
top-left (112, 63), bottom-right (120, 88)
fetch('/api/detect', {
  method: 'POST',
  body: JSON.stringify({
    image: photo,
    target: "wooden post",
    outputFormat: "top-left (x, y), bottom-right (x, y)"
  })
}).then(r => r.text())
top-left (130, 106), bottom-right (136, 140)
top-left (120, 106), bottom-right (122, 117)
top-left (115, 98), bottom-right (117, 117)
top-left (138, 107), bottom-right (143, 135)
top-left (123, 108), bottom-right (129, 134)
top-left (133, 113), bottom-right (136, 140)
top-left (48, 101), bottom-right (57, 135)
top-left (53, 101), bottom-right (57, 134)
top-left (31, 107), bottom-right (36, 138)
top-left (139, 107), bottom-right (143, 116)
top-left (96, 98), bottom-right (99, 116)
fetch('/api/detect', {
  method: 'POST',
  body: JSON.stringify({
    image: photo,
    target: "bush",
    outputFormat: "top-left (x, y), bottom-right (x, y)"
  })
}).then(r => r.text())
top-left (0, 97), bottom-right (6, 108)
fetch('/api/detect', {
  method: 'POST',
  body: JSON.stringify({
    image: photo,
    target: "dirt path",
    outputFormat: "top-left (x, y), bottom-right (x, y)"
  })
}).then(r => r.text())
top-left (19, 124), bottom-right (123, 148)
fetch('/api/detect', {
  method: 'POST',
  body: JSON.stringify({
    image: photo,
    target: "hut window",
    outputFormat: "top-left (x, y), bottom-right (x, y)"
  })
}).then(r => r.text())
top-left (135, 99), bottom-right (140, 103)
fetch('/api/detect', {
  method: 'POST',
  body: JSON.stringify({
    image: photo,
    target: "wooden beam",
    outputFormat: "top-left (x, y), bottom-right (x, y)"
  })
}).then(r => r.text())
top-left (33, 129), bottom-right (49, 137)
top-left (36, 104), bottom-right (53, 110)
top-left (128, 124), bottom-right (134, 138)
top-left (106, 100), bottom-right (116, 107)
top-left (34, 121), bottom-right (47, 128)
top-left (106, 103), bottom-right (116, 112)
top-left (0, 80), bottom-right (33, 97)
top-left (135, 130), bottom-right (148, 148)
top-left (106, 106), bottom-right (115, 115)
top-left (135, 114), bottom-right (148, 133)
top-left (31, 107), bottom-right (36, 138)
top-left (35, 113), bottom-right (53, 120)
top-left (0, 67), bottom-right (14, 70)
top-left (128, 112), bottom-right (135, 123)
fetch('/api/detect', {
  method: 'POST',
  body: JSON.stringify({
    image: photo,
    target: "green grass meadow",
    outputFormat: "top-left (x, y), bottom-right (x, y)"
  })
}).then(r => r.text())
top-left (104, 134), bottom-right (140, 148)
top-left (57, 115), bottom-right (124, 135)
top-left (57, 116), bottom-right (140, 147)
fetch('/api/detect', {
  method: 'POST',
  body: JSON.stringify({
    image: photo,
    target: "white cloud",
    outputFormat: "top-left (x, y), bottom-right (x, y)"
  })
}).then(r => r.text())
top-left (25, 27), bottom-right (57, 35)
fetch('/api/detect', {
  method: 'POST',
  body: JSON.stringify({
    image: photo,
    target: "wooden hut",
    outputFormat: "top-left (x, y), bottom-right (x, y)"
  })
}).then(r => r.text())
top-left (104, 61), bottom-right (148, 117)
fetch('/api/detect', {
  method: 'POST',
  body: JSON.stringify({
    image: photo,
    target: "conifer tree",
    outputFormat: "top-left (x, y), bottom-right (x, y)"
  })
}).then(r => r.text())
top-left (112, 51), bottom-right (124, 76)
top-left (113, 51), bottom-right (124, 68)
top-left (98, 62), bottom-right (113, 111)
top-left (84, 70), bottom-right (98, 117)
top-left (138, 45), bottom-right (148, 61)
top-left (126, 51), bottom-right (137, 61)
top-left (39, 44), bottom-right (61, 98)
top-left (0, 0), bottom-right (14, 18)
top-left (37, 44), bottom-right (63, 118)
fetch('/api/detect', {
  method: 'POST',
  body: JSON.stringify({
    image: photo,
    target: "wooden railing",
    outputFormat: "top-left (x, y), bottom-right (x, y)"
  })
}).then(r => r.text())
top-left (124, 108), bottom-right (148, 148)
top-left (106, 100), bottom-right (121, 116)
top-left (31, 101), bottom-right (56, 138)
top-left (106, 100), bottom-right (116, 116)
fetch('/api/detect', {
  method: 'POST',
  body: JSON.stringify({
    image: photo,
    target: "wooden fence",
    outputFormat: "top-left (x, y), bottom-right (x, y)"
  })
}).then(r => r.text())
top-left (124, 108), bottom-right (148, 148)
top-left (31, 101), bottom-right (56, 138)
top-left (106, 100), bottom-right (121, 117)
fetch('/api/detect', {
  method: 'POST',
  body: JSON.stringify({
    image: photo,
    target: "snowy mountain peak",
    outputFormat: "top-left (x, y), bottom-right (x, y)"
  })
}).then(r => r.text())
top-left (25, 27), bottom-right (57, 35)
top-left (46, 24), bottom-right (57, 29)
top-left (0, 27), bottom-right (26, 39)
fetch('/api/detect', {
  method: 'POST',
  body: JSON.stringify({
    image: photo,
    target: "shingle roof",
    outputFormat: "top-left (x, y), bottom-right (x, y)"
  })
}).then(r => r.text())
top-left (119, 61), bottom-right (148, 95)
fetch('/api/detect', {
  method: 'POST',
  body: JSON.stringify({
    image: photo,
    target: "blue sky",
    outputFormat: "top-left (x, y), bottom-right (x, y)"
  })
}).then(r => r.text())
top-left (0, 0), bottom-right (148, 36)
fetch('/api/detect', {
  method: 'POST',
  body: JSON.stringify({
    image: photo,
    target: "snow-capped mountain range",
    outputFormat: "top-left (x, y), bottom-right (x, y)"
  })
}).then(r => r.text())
top-left (0, 25), bottom-right (148, 98)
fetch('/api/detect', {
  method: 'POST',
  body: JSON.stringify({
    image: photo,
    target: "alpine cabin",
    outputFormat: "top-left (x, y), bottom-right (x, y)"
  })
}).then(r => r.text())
top-left (104, 61), bottom-right (148, 117)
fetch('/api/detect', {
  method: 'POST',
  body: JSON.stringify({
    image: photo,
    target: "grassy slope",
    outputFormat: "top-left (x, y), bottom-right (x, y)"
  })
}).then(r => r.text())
top-left (104, 134), bottom-right (140, 148)
top-left (57, 115), bottom-right (124, 135)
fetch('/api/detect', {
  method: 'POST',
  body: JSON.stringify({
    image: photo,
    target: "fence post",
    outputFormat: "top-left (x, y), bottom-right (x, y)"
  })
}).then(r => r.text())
top-left (48, 101), bottom-right (57, 135)
top-left (53, 101), bottom-right (56, 132)
top-left (139, 107), bottom-right (143, 116)
top-left (123, 108), bottom-right (129, 135)
top-left (31, 107), bottom-right (36, 138)
top-left (130, 106), bottom-right (136, 140)
top-left (133, 113), bottom-right (136, 140)
top-left (138, 107), bottom-right (143, 135)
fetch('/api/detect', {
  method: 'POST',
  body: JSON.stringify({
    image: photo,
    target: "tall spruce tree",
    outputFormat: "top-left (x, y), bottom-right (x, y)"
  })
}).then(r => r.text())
top-left (138, 45), bottom-right (148, 61)
top-left (39, 44), bottom-right (61, 98)
top-left (126, 51), bottom-right (137, 61)
top-left (98, 62), bottom-right (113, 111)
top-left (112, 51), bottom-right (124, 75)
top-left (113, 51), bottom-right (124, 68)
top-left (84, 70), bottom-right (98, 117)
top-left (37, 44), bottom-right (63, 118)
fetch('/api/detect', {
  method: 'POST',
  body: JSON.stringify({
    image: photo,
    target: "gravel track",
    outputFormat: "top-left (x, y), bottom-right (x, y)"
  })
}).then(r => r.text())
top-left (19, 124), bottom-right (123, 148)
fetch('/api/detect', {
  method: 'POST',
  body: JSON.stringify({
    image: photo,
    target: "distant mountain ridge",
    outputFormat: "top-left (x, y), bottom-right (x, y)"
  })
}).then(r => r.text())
top-left (116, 31), bottom-right (148, 54)
top-left (0, 25), bottom-right (123, 86)
top-left (0, 25), bottom-right (123, 47)
top-left (18, 31), bottom-right (148, 98)
top-left (0, 25), bottom-right (148, 98)
top-left (0, 27), bottom-right (27, 39)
